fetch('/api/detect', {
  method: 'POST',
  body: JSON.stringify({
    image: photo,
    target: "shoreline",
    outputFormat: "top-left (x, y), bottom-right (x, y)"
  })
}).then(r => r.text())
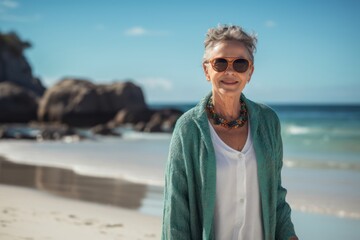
top-left (2, 154), bottom-right (360, 220)
top-left (0, 156), bottom-right (164, 216)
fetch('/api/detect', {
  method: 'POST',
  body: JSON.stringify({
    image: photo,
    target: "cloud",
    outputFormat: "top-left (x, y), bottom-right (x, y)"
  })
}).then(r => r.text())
top-left (0, 13), bottom-right (41, 22)
top-left (0, 0), bottom-right (41, 23)
top-left (138, 78), bottom-right (173, 91)
top-left (265, 20), bottom-right (276, 28)
top-left (0, 0), bottom-right (19, 9)
top-left (125, 27), bottom-right (147, 36)
top-left (124, 26), bottom-right (168, 37)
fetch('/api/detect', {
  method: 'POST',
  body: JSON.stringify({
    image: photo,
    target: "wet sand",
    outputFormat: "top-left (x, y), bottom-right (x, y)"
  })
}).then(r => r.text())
top-left (0, 156), bottom-right (165, 209)
top-left (0, 156), bottom-right (162, 240)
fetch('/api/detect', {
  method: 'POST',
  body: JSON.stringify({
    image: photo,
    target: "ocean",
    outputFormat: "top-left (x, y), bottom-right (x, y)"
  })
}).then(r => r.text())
top-left (0, 103), bottom-right (360, 221)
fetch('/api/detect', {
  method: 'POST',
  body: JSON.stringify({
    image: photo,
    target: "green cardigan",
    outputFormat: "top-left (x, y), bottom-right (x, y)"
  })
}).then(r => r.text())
top-left (162, 92), bottom-right (297, 240)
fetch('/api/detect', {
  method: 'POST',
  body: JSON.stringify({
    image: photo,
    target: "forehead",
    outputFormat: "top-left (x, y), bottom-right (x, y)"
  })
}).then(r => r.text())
top-left (210, 40), bottom-right (250, 59)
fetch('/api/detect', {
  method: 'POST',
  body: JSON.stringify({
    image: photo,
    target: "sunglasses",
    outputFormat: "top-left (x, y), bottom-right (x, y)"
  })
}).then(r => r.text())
top-left (208, 57), bottom-right (252, 73)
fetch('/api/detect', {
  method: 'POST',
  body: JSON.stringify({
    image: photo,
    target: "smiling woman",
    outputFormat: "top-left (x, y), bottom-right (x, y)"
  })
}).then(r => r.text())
top-left (162, 24), bottom-right (298, 240)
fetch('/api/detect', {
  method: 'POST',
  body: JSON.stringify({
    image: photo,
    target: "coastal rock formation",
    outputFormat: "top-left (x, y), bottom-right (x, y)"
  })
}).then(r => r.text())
top-left (0, 123), bottom-right (87, 141)
top-left (113, 108), bottom-right (183, 133)
top-left (143, 108), bottom-right (183, 132)
top-left (113, 108), bottom-right (155, 125)
top-left (0, 82), bottom-right (38, 123)
top-left (0, 31), bottom-right (183, 133)
top-left (0, 31), bottom-right (46, 96)
top-left (38, 78), bottom-right (147, 127)
top-left (91, 123), bottom-right (121, 136)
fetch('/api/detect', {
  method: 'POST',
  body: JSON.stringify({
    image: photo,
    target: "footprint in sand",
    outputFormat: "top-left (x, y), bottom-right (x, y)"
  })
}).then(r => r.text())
top-left (104, 223), bottom-right (123, 228)
top-left (2, 207), bottom-right (17, 216)
top-left (68, 214), bottom-right (77, 219)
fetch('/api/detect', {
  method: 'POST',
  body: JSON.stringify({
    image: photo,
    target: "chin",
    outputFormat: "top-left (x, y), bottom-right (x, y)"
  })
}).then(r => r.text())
top-left (218, 88), bottom-right (243, 96)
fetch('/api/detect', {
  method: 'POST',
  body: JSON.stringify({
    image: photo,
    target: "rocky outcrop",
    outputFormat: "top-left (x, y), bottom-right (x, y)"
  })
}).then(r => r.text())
top-left (0, 123), bottom-right (89, 141)
top-left (38, 78), bottom-right (147, 127)
top-left (0, 82), bottom-right (38, 123)
top-left (0, 32), bottom-right (184, 134)
top-left (113, 108), bottom-right (155, 125)
top-left (0, 31), bottom-right (46, 96)
top-left (91, 124), bottom-right (121, 136)
top-left (113, 108), bottom-right (183, 133)
top-left (143, 108), bottom-right (183, 132)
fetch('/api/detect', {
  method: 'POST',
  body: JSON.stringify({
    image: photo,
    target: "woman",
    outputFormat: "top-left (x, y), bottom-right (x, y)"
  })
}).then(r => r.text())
top-left (162, 25), bottom-right (298, 240)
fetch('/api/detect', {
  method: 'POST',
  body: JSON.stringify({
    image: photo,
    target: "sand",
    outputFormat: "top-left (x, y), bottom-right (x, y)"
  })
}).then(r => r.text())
top-left (0, 184), bottom-right (161, 240)
top-left (1, 154), bottom-right (360, 239)
top-left (0, 156), bottom-right (162, 240)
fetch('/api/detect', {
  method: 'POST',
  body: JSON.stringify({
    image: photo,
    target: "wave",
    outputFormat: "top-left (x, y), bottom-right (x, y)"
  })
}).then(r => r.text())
top-left (285, 125), bottom-right (313, 135)
top-left (283, 123), bottom-right (360, 137)
top-left (121, 131), bottom-right (172, 140)
top-left (291, 203), bottom-right (360, 220)
top-left (284, 159), bottom-right (360, 171)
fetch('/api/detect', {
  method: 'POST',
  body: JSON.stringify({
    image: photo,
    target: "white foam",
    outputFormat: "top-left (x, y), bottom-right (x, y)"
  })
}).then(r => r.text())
top-left (285, 125), bottom-right (312, 135)
top-left (290, 203), bottom-right (360, 219)
top-left (284, 159), bottom-right (360, 171)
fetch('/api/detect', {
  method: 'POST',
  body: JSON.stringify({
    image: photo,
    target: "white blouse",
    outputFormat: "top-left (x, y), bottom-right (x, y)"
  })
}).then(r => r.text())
top-left (208, 120), bottom-right (264, 240)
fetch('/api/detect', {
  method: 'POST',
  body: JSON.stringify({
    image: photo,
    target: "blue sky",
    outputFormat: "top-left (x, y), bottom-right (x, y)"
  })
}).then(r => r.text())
top-left (1, 0), bottom-right (359, 104)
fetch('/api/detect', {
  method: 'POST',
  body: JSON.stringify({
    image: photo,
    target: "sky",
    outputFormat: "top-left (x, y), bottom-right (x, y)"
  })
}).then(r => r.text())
top-left (1, 0), bottom-right (359, 104)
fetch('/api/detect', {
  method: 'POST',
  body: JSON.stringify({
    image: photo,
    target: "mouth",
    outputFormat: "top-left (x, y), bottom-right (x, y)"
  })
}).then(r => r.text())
top-left (220, 80), bottom-right (239, 85)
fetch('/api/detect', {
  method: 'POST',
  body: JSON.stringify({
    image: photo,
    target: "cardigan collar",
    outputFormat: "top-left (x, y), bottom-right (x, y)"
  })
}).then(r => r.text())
top-left (192, 91), bottom-right (260, 143)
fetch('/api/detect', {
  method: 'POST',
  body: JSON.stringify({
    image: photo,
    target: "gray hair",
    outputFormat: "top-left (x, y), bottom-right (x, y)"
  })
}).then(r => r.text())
top-left (203, 24), bottom-right (257, 63)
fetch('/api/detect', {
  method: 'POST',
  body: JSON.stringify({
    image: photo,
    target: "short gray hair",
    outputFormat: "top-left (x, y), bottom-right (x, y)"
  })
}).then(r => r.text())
top-left (203, 24), bottom-right (257, 63)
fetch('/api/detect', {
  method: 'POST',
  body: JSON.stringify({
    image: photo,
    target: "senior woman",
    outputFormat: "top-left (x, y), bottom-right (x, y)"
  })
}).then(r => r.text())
top-left (162, 25), bottom-right (298, 240)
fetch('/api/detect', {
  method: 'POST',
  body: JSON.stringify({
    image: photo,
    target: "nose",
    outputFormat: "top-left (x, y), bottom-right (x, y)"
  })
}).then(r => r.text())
top-left (225, 63), bottom-right (236, 74)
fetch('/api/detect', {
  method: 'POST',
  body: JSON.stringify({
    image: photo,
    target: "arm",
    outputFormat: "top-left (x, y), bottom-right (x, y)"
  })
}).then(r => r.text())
top-left (275, 118), bottom-right (298, 240)
top-left (162, 125), bottom-right (191, 240)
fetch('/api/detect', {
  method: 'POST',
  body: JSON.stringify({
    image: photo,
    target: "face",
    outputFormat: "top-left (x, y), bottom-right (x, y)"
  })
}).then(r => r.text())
top-left (203, 40), bottom-right (254, 98)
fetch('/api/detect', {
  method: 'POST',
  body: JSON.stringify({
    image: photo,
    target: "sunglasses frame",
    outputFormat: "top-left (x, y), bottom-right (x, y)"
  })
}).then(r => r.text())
top-left (208, 57), bottom-right (252, 73)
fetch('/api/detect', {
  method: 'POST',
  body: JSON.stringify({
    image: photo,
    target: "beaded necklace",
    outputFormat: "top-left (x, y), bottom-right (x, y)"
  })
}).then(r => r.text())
top-left (206, 96), bottom-right (248, 129)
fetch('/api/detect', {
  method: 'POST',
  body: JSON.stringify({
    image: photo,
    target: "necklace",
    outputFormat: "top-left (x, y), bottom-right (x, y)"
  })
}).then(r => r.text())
top-left (206, 96), bottom-right (248, 129)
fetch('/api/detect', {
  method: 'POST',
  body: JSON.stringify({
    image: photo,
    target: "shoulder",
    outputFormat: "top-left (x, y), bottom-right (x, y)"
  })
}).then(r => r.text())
top-left (173, 104), bottom-right (204, 133)
top-left (247, 98), bottom-right (280, 126)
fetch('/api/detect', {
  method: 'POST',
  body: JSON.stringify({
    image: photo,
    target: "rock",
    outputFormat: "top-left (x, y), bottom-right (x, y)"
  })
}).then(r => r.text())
top-left (0, 82), bottom-right (38, 123)
top-left (91, 124), bottom-right (121, 136)
top-left (143, 108), bottom-right (183, 133)
top-left (37, 126), bottom-right (79, 141)
top-left (113, 108), bottom-right (155, 125)
top-left (0, 125), bottom-right (37, 140)
top-left (163, 114), bottom-right (181, 132)
top-left (143, 114), bottom-right (163, 133)
top-left (133, 122), bottom-right (146, 132)
top-left (0, 31), bottom-right (46, 96)
top-left (0, 123), bottom-right (86, 141)
top-left (38, 78), bottom-right (147, 127)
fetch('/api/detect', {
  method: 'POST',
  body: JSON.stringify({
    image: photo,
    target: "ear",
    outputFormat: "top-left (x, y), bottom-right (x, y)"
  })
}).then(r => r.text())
top-left (202, 63), bottom-right (210, 81)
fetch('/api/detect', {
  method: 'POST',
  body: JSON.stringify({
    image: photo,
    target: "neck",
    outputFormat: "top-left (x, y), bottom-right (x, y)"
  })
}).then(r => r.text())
top-left (212, 92), bottom-right (241, 121)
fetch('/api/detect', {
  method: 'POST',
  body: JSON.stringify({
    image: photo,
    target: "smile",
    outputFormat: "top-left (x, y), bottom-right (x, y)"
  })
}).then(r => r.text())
top-left (221, 80), bottom-right (238, 85)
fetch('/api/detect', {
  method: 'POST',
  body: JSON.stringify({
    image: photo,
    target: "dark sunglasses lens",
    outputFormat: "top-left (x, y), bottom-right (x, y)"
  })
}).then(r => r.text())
top-left (233, 59), bottom-right (249, 73)
top-left (212, 58), bottom-right (228, 72)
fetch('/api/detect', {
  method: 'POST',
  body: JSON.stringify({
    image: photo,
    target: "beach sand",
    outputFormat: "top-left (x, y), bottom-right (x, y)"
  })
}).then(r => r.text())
top-left (0, 184), bottom-right (161, 240)
top-left (0, 156), bottom-right (162, 240)
top-left (1, 155), bottom-right (360, 239)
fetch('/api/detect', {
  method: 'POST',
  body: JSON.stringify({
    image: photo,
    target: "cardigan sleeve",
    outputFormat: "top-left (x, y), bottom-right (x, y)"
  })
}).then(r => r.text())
top-left (274, 117), bottom-right (298, 240)
top-left (161, 123), bottom-right (191, 240)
